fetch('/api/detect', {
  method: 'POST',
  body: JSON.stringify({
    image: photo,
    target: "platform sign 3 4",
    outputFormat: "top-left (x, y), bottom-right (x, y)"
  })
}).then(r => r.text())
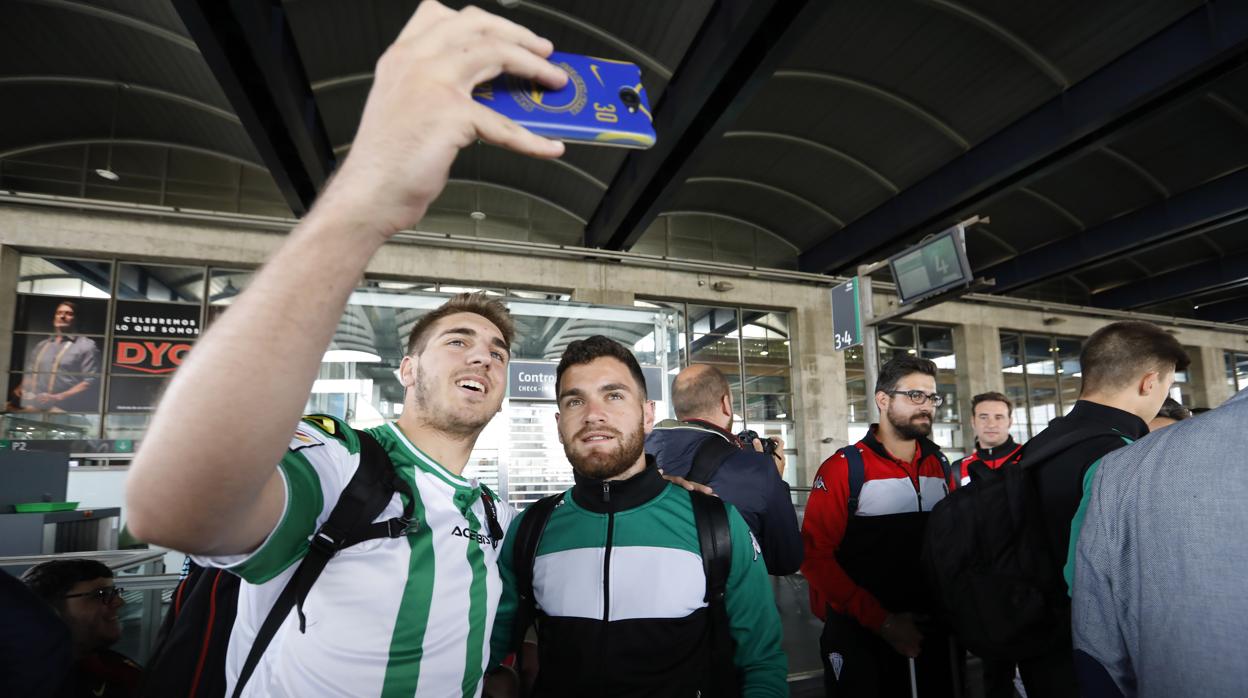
top-left (831, 278), bottom-right (862, 351)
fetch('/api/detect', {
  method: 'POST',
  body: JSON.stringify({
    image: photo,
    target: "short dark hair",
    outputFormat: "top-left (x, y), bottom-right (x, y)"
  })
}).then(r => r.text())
top-left (876, 356), bottom-right (938, 394)
top-left (1156, 396), bottom-right (1192, 421)
top-left (555, 335), bottom-right (647, 400)
top-left (405, 292), bottom-right (516, 356)
top-left (671, 365), bottom-right (731, 419)
top-left (971, 391), bottom-right (1012, 414)
top-left (22, 559), bottom-right (113, 610)
top-left (1080, 321), bottom-right (1190, 395)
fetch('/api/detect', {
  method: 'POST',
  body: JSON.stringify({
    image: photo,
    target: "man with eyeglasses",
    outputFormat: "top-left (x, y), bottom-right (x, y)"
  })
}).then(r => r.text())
top-left (802, 355), bottom-right (957, 697)
top-left (21, 558), bottom-right (141, 698)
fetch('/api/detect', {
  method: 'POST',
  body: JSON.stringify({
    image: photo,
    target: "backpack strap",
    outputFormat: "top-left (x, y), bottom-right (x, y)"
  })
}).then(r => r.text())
top-left (510, 492), bottom-right (563, 686)
top-left (840, 446), bottom-right (867, 516)
top-left (690, 491), bottom-right (738, 697)
top-left (232, 428), bottom-right (410, 698)
top-left (686, 433), bottom-right (739, 485)
top-left (935, 451), bottom-right (954, 493)
top-left (1016, 427), bottom-right (1130, 472)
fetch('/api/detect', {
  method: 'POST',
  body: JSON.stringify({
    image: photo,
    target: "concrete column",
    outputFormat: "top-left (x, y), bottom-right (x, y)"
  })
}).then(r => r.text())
top-left (791, 297), bottom-right (845, 487)
top-left (0, 246), bottom-right (19, 378)
top-left (1188, 344), bottom-right (1233, 409)
top-left (952, 323), bottom-right (1003, 448)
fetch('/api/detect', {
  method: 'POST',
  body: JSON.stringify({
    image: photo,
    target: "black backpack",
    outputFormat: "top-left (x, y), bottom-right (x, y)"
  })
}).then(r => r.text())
top-left (920, 427), bottom-right (1128, 661)
top-left (508, 488), bottom-right (739, 697)
top-left (143, 417), bottom-right (501, 698)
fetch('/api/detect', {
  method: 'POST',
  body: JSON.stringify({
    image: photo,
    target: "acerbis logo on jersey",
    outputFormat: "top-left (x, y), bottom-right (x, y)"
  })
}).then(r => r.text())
top-left (451, 525), bottom-right (497, 547)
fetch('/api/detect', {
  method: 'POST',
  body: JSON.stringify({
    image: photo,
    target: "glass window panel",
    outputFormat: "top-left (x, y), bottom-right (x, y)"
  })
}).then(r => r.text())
top-left (1238, 353), bottom-right (1248, 391)
top-left (117, 263), bottom-right (205, 303)
top-left (1001, 333), bottom-right (1022, 372)
top-left (877, 323), bottom-right (915, 363)
top-left (1055, 338), bottom-right (1082, 413)
top-left (1227, 351), bottom-right (1239, 389)
top-left (207, 268), bottom-right (254, 306)
top-left (1024, 336), bottom-right (1057, 375)
top-left (1028, 376), bottom-right (1060, 435)
top-left (17, 256), bottom-right (112, 298)
top-left (104, 413), bottom-right (150, 440)
top-left (744, 393), bottom-right (791, 424)
top-left (845, 345), bottom-right (868, 424)
top-left (688, 305), bottom-right (741, 386)
top-left (1, 411), bottom-right (100, 440)
top-left (14, 296), bottom-right (109, 336)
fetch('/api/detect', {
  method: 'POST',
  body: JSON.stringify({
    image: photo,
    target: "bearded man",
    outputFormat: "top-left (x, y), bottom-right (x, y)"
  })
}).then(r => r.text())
top-left (488, 335), bottom-right (788, 697)
top-left (801, 356), bottom-right (959, 698)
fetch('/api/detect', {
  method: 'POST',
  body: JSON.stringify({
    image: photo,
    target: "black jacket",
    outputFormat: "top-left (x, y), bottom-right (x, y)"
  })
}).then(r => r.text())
top-left (646, 420), bottom-right (803, 575)
top-left (1028, 400), bottom-right (1147, 580)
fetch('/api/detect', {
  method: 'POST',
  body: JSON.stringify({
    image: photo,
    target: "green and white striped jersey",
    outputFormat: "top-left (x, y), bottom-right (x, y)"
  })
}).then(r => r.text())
top-left (195, 417), bottom-right (515, 697)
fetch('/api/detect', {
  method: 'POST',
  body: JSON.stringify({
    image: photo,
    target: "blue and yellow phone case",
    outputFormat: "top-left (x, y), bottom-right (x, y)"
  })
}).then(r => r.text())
top-left (473, 52), bottom-right (656, 149)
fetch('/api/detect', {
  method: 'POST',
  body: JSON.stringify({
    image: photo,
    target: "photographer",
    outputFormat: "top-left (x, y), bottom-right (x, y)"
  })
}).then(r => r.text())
top-left (645, 364), bottom-right (802, 575)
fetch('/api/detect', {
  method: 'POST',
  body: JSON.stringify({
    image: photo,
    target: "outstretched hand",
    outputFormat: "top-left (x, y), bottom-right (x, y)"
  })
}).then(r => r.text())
top-left (661, 472), bottom-right (715, 497)
top-left (324, 0), bottom-right (567, 241)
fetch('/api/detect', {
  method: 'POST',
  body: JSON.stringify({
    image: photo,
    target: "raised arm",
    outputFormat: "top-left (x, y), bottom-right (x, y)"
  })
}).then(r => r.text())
top-left (125, 1), bottom-right (567, 556)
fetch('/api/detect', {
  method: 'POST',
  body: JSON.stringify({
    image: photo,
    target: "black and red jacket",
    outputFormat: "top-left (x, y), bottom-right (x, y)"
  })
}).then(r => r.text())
top-left (801, 425), bottom-right (952, 630)
top-left (952, 436), bottom-right (1023, 488)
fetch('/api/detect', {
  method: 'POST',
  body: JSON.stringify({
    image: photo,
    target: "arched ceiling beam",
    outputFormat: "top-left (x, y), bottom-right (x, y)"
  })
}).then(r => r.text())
top-left (0, 139), bottom-right (265, 171)
top-left (971, 224), bottom-right (1019, 256)
top-left (510, 1), bottom-right (672, 81)
top-left (333, 141), bottom-right (607, 191)
top-left (980, 168), bottom-right (1248, 295)
top-left (442, 178), bottom-right (587, 224)
top-left (919, 0), bottom-right (1068, 88)
top-left (1193, 296), bottom-right (1248, 323)
top-left (772, 70), bottom-right (970, 149)
top-left (1093, 249), bottom-right (1248, 310)
top-left (660, 210), bottom-right (800, 254)
top-left (1018, 187), bottom-right (1085, 229)
top-left (800, 1), bottom-right (1248, 274)
top-left (0, 76), bottom-right (239, 124)
top-left (1205, 91), bottom-right (1248, 129)
top-left (15, 0), bottom-right (199, 52)
top-left (311, 2), bottom-right (673, 95)
top-left (343, 141), bottom-right (609, 195)
top-left (1100, 146), bottom-right (1169, 196)
top-left (172, 0), bottom-right (336, 217)
top-left (583, 0), bottom-right (831, 251)
top-left (685, 176), bottom-right (844, 226)
top-left (722, 130), bottom-right (899, 193)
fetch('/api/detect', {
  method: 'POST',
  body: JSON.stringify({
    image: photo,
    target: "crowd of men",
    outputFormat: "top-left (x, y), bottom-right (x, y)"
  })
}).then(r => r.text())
top-left (7, 2), bottom-right (1246, 696)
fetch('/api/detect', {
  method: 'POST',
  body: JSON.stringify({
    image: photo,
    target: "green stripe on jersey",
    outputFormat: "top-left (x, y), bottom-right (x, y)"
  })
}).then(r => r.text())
top-left (233, 449), bottom-right (325, 584)
top-left (460, 508), bottom-right (489, 698)
top-left (382, 466), bottom-right (435, 697)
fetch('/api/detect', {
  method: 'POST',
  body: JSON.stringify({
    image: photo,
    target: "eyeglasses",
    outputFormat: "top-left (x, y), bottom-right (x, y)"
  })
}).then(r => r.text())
top-left (63, 586), bottom-right (125, 604)
top-left (885, 390), bottom-right (945, 407)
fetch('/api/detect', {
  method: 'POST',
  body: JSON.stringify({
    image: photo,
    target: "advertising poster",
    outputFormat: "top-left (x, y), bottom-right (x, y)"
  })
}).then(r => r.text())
top-left (6, 296), bottom-right (107, 413)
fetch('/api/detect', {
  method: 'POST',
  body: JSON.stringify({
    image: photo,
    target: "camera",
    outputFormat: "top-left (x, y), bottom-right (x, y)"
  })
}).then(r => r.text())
top-left (619, 86), bottom-right (642, 113)
top-left (738, 429), bottom-right (779, 457)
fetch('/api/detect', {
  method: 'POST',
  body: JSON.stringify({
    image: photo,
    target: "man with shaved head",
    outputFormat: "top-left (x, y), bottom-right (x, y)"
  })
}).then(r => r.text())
top-left (646, 364), bottom-right (802, 575)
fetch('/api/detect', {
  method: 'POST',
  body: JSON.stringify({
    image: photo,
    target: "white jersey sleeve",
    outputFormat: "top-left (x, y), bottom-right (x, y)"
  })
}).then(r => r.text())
top-left (193, 418), bottom-right (359, 584)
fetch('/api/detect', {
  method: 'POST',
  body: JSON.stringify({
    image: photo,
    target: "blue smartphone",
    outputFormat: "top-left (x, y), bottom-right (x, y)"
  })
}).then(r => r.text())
top-left (473, 51), bottom-right (656, 149)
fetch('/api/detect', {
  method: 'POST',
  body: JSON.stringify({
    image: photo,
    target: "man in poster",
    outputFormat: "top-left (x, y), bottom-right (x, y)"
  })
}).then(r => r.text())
top-left (8, 300), bottom-right (101, 412)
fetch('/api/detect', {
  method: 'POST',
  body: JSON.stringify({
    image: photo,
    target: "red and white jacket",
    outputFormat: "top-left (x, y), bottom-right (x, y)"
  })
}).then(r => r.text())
top-left (952, 436), bottom-right (1023, 487)
top-left (801, 426), bottom-right (953, 630)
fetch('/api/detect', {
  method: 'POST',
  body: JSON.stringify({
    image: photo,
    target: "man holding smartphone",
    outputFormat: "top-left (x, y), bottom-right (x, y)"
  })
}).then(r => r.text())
top-left (125, 3), bottom-right (572, 695)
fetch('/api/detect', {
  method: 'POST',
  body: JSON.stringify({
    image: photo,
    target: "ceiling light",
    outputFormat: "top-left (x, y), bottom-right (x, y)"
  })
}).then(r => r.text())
top-left (469, 211), bottom-right (487, 221)
top-left (97, 83), bottom-right (124, 182)
top-left (759, 350), bottom-right (769, 356)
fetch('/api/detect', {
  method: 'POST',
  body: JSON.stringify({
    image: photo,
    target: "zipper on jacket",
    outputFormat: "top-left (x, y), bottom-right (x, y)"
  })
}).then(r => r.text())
top-left (602, 481), bottom-right (614, 622)
top-left (601, 481), bottom-right (615, 683)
